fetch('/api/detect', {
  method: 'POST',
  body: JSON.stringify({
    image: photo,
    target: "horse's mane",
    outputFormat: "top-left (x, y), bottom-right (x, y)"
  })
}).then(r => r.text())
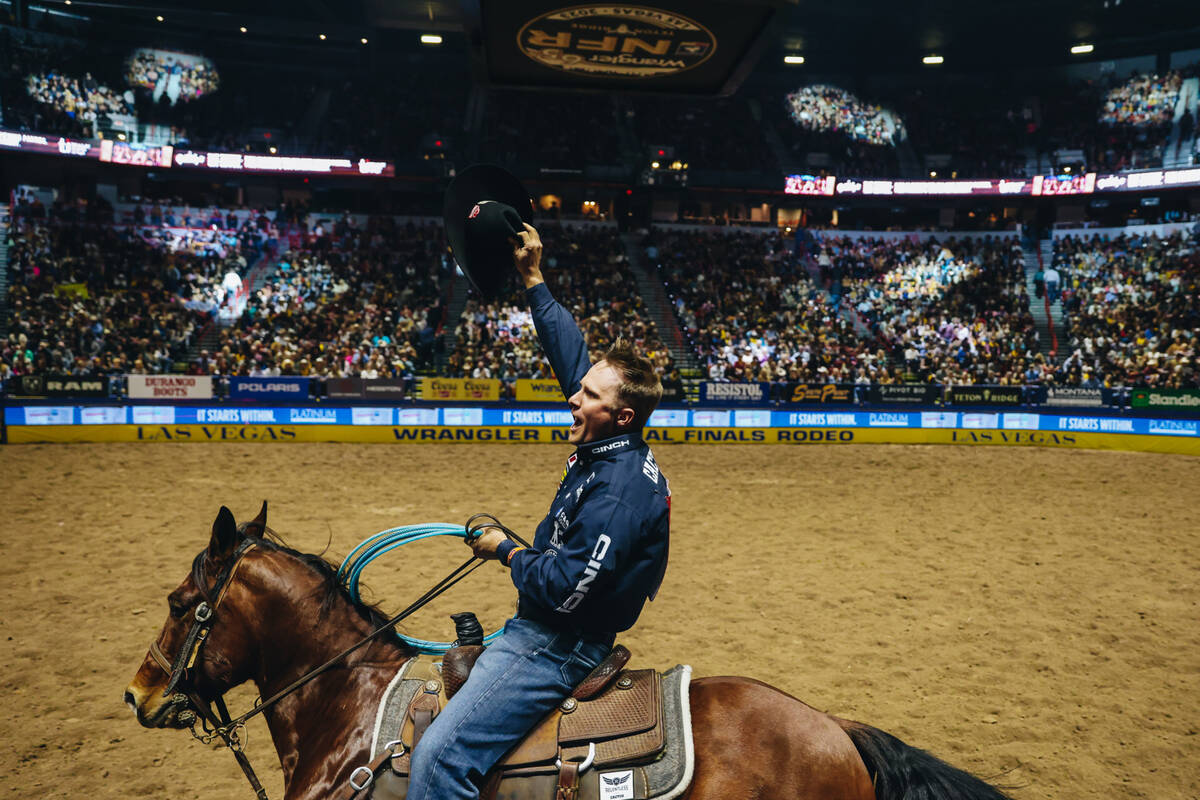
top-left (194, 524), bottom-right (418, 658)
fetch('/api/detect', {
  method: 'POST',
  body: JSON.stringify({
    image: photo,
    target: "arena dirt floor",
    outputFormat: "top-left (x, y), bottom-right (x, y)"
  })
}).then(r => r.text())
top-left (1, 441), bottom-right (1197, 800)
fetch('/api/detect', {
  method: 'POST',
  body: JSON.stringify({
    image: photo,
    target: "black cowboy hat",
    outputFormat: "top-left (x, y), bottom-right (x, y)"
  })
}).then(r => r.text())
top-left (443, 164), bottom-right (534, 299)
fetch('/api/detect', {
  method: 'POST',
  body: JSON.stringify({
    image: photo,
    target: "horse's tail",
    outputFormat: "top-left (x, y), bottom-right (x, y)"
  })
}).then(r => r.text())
top-left (836, 719), bottom-right (1014, 800)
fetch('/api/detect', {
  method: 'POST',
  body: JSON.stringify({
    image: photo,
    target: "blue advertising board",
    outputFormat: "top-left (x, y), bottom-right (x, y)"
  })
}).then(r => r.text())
top-left (228, 377), bottom-right (311, 401)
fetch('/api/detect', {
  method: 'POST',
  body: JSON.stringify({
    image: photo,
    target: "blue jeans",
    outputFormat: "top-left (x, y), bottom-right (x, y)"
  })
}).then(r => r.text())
top-left (406, 617), bottom-right (612, 800)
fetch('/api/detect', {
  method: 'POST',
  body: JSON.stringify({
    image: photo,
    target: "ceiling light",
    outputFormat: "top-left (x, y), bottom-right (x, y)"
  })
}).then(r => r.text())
top-left (269, 146), bottom-right (277, 154)
top-left (155, 15), bottom-right (164, 22)
top-left (1071, 44), bottom-right (1094, 55)
top-left (922, 55), bottom-right (943, 65)
top-left (783, 55), bottom-right (805, 65)
top-left (239, 26), bottom-right (247, 33)
top-left (421, 34), bottom-right (443, 45)
top-left (361, 37), bottom-right (369, 44)
top-left (64, 0), bottom-right (71, 5)
top-left (319, 34), bottom-right (327, 40)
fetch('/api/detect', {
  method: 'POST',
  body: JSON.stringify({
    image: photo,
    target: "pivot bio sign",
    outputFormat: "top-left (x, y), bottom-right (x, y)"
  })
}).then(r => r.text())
top-left (517, 6), bottom-right (716, 79)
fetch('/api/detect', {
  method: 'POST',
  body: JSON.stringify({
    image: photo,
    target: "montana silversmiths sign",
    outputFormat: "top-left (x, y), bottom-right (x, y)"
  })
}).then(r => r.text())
top-left (516, 6), bottom-right (717, 79)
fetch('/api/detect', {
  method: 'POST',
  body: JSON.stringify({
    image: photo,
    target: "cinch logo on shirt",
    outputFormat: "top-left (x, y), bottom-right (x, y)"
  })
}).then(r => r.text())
top-left (556, 534), bottom-right (611, 613)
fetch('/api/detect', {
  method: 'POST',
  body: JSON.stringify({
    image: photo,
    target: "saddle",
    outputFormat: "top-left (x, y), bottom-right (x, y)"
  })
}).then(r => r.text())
top-left (349, 644), bottom-right (694, 800)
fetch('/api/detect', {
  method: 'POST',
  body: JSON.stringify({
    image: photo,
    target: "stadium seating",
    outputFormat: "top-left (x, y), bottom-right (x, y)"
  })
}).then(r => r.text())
top-left (217, 217), bottom-right (446, 379)
top-left (1052, 231), bottom-right (1199, 388)
top-left (2, 214), bottom-right (256, 379)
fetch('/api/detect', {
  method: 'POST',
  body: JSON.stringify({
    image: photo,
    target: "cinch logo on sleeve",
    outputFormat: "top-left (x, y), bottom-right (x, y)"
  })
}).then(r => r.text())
top-left (556, 534), bottom-right (611, 613)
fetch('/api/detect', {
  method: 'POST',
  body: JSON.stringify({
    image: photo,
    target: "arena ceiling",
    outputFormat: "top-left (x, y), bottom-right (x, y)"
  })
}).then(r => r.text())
top-left (32, 0), bottom-right (1200, 78)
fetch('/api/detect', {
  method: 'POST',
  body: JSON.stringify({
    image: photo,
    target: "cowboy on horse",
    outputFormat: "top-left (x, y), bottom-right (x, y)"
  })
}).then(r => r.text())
top-left (409, 166), bottom-right (671, 800)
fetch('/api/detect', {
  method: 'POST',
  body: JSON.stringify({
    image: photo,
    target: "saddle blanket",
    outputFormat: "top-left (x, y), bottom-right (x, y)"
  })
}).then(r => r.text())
top-left (368, 659), bottom-right (695, 800)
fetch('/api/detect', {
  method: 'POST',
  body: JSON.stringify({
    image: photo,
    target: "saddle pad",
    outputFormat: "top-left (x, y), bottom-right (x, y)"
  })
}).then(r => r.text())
top-left (366, 664), bottom-right (695, 800)
top-left (370, 656), bottom-right (439, 758)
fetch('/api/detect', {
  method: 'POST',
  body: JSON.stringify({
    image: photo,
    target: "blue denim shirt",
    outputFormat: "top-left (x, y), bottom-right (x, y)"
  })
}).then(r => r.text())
top-left (496, 282), bottom-right (670, 636)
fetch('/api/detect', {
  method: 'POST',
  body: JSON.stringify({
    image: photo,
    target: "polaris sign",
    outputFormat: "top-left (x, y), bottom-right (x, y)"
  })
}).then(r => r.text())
top-left (229, 377), bottom-right (311, 400)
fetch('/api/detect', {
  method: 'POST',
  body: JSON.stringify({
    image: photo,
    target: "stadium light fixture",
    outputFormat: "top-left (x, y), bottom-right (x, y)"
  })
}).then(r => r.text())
top-left (421, 34), bottom-right (443, 45)
top-left (361, 37), bottom-right (369, 44)
top-left (319, 33), bottom-right (327, 40)
top-left (269, 146), bottom-right (277, 154)
top-left (783, 55), bottom-right (805, 65)
top-left (1071, 44), bottom-right (1094, 55)
top-left (239, 26), bottom-right (247, 33)
top-left (922, 55), bottom-right (943, 65)
top-left (155, 14), bottom-right (164, 22)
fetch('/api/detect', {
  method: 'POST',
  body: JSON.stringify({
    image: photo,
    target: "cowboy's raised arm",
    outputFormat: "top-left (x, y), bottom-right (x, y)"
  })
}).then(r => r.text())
top-left (513, 223), bottom-right (590, 399)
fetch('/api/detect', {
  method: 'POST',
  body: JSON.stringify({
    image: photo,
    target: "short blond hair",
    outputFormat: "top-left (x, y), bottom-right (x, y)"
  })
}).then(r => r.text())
top-left (601, 339), bottom-right (662, 429)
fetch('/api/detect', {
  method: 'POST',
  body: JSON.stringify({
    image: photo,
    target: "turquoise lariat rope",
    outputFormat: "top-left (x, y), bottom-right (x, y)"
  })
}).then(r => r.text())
top-left (336, 523), bottom-right (504, 655)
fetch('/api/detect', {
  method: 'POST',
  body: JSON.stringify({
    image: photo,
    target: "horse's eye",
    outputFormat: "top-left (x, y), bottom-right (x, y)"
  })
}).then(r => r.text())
top-left (168, 602), bottom-right (186, 619)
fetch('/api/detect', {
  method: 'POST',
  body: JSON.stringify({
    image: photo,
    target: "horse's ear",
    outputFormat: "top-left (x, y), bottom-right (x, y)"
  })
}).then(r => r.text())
top-left (243, 501), bottom-right (268, 539)
top-left (208, 506), bottom-right (240, 561)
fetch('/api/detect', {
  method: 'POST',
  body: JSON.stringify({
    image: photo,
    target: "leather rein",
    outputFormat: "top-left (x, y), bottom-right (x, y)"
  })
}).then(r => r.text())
top-left (146, 515), bottom-right (525, 800)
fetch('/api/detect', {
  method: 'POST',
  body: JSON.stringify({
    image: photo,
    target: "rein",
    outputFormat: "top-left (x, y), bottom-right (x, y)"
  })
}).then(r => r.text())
top-left (152, 514), bottom-right (526, 800)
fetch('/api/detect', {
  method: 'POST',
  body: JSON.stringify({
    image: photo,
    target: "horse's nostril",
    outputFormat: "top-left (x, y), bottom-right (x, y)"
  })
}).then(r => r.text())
top-left (124, 690), bottom-right (137, 711)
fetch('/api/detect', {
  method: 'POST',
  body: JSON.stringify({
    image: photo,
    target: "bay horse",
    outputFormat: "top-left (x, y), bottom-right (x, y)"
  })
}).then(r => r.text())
top-left (125, 504), bottom-right (1015, 800)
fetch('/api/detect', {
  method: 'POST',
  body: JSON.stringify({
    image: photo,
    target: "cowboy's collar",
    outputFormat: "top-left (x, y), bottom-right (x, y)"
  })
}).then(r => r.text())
top-left (575, 432), bottom-right (641, 463)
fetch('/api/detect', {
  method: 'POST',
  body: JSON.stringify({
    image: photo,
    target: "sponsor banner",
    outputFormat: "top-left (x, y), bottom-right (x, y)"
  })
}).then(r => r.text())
top-left (945, 386), bottom-right (1024, 406)
top-left (692, 409), bottom-right (730, 427)
top-left (363, 378), bottom-right (409, 400)
top-left (15, 424), bottom-right (1194, 455)
top-left (700, 382), bottom-right (769, 405)
top-left (1046, 387), bottom-right (1104, 408)
top-left (1146, 419), bottom-right (1198, 436)
top-left (867, 411), bottom-right (915, 427)
top-left (648, 408), bottom-right (688, 427)
top-left (17, 374), bottom-right (109, 398)
top-left (784, 174), bottom-right (836, 196)
top-left (398, 407), bottom-right (440, 426)
top-left (779, 411), bottom-right (858, 427)
top-left (733, 409), bottom-right (771, 427)
top-left (132, 406), bottom-right (176, 425)
top-left (777, 383), bottom-right (854, 405)
top-left (962, 412), bottom-right (1000, 429)
top-left (421, 378), bottom-right (501, 402)
top-left (921, 412), bottom-right (958, 428)
top-left (1053, 415), bottom-right (1137, 433)
top-left (80, 406), bottom-right (126, 424)
top-left (171, 149), bottom-right (394, 177)
top-left (443, 407), bottom-right (484, 426)
top-left (515, 379), bottom-right (565, 403)
top-left (498, 409), bottom-right (574, 425)
top-left (22, 406), bottom-right (75, 425)
top-left (352, 408), bottom-right (394, 426)
top-left (868, 384), bottom-right (941, 405)
top-left (324, 377), bottom-right (363, 399)
top-left (128, 375), bottom-right (213, 399)
top-left (1002, 413), bottom-right (1040, 430)
top-left (228, 377), bottom-right (310, 400)
top-left (289, 408), bottom-right (339, 424)
top-left (1130, 388), bottom-right (1200, 410)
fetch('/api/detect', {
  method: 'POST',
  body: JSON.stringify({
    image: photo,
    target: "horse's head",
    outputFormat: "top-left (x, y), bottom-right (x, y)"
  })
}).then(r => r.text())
top-left (124, 502), bottom-right (269, 730)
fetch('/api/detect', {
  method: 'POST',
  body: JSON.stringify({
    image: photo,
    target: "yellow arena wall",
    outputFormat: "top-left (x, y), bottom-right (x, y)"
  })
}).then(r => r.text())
top-left (7, 424), bottom-right (1198, 455)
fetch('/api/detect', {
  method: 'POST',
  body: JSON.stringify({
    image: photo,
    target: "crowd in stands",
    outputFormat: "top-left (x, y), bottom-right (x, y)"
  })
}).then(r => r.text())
top-left (24, 70), bottom-right (131, 136)
top-left (785, 85), bottom-right (904, 147)
top-left (648, 229), bottom-right (870, 383)
top-left (2, 208), bottom-right (259, 383)
top-left (213, 217), bottom-right (445, 380)
top-left (1052, 230), bottom-right (1199, 388)
top-left (820, 236), bottom-right (1043, 385)
top-left (126, 49), bottom-right (219, 106)
top-left (447, 224), bottom-right (671, 395)
top-left (1099, 70), bottom-right (1183, 126)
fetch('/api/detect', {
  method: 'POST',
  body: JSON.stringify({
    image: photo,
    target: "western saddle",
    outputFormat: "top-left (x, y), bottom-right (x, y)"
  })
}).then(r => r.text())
top-left (348, 631), bottom-right (668, 800)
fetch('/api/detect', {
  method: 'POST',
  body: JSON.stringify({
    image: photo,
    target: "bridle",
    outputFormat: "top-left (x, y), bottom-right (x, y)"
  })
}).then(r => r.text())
top-left (148, 538), bottom-right (269, 799)
top-left (144, 514), bottom-right (526, 800)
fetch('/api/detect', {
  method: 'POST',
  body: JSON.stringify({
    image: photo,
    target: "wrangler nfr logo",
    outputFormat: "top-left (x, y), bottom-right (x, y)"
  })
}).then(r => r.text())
top-left (517, 6), bottom-right (717, 79)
